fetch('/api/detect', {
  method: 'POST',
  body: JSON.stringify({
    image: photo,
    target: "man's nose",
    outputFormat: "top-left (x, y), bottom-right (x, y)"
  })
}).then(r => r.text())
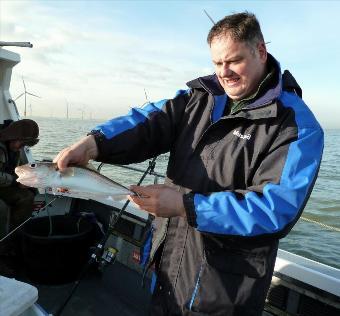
top-left (220, 64), bottom-right (233, 77)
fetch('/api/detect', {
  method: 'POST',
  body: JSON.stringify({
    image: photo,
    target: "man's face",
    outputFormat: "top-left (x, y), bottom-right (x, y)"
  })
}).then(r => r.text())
top-left (9, 140), bottom-right (24, 152)
top-left (210, 35), bottom-right (267, 100)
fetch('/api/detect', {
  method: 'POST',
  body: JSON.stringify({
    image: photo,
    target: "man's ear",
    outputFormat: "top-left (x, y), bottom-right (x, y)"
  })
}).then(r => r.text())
top-left (257, 42), bottom-right (267, 63)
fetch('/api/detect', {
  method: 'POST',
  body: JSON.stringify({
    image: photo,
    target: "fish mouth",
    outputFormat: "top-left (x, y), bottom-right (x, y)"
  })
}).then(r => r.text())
top-left (14, 166), bottom-right (24, 176)
top-left (14, 167), bottom-right (30, 181)
top-left (16, 175), bottom-right (37, 186)
top-left (14, 168), bottom-right (39, 186)
top-left (15, 172), bottom-right (28, 184)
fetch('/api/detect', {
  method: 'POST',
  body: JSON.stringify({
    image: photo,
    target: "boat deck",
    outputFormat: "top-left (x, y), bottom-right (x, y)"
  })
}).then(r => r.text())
top-left (3, 254), bottom-right (276, 316)
top-left (35, 261), bottom-right (151, 315)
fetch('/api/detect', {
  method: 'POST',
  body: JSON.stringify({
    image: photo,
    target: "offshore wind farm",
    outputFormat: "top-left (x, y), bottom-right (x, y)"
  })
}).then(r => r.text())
top-left (1, 2), bottom-right (340, 315)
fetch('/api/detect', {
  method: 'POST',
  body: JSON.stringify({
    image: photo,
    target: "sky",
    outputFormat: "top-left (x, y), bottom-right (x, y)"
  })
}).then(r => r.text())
top-left (0, 0), bottom-right (339, 128)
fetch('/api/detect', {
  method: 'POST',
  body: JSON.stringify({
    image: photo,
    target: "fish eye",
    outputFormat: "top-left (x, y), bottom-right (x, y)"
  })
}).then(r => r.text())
top-left (30, 163), bottom-right (37, 168)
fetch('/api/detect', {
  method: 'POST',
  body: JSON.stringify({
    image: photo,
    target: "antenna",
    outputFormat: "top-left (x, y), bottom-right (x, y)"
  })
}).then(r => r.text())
top-left (203, 9), bottom-right (216, 24)
top-left (14, 77), bottom-right (41, 117)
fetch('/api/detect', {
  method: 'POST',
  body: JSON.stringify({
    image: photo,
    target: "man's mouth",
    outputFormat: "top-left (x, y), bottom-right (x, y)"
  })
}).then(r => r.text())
top-left (225, 77), bottom-right (240, 86)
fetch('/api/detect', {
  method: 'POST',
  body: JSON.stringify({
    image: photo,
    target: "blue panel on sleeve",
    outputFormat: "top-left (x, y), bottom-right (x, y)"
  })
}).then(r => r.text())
top-left (194, 92), bottom-right (324, 236)
top-left (93, 101), bottom-right (166, 139)
top-left (93, 89), bottom-right (190, 139)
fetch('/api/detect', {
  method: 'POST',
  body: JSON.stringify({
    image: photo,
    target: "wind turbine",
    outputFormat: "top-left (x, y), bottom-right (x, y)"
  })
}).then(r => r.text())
top-left (65, 99), bottom-right (70, 119)
top-left (140, 88), bottom-right (150, 108)
top-left (144, 88), bottom-right (150, 103)
top-left (78, 106), bottom-right (85, 120)
top-left (15, 77), bottom-right (41, 117)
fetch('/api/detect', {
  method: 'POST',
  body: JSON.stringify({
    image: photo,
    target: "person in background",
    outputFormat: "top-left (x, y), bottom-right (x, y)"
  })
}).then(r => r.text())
top-left (54, 12), bottom-right (323, 316)
top-left (0, 119), bottom-right (39, 239)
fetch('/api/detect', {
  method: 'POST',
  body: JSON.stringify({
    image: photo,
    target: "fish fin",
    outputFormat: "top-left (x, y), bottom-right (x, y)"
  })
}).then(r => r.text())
top-left (85, 162), bottom-right (97, 171)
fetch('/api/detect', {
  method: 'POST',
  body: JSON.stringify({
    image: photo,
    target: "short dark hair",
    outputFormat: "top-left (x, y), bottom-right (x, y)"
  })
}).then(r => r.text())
top-left (207, 12), bottom-right (264, 47)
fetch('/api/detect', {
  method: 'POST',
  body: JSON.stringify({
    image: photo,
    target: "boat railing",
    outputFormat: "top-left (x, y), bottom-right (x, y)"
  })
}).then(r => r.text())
top-left (97, 162), bottom-right (340, 233)
top-left (97, 161), bottom-right (165, 185)
top-left (0, 41), bottom-right (33, 48)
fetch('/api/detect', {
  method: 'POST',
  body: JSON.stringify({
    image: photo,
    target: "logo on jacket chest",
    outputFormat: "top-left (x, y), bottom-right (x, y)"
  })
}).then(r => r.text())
top-left (233, 130), bottom-right (251, 140)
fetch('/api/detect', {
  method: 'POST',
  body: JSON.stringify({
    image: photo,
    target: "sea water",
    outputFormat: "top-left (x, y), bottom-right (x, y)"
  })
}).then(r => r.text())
top-left (30, 117), bottom-right (340, 269)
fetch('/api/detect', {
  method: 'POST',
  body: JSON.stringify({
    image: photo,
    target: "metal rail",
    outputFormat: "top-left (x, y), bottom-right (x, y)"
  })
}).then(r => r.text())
top-left (99, 163), bottom-right (340, 232)
top-left (0, 41), bottom-right (33, 48)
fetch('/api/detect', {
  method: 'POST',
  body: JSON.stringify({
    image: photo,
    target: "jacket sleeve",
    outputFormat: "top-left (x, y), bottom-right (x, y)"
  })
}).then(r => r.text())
top-left (183, 92), bottom-right (324, 239)
top-left (90, 90), bottom-right (191, 165)
top-left (0, 147), bottom-right (14, 187)
top-left (0, 172), bottom-right (14, 187)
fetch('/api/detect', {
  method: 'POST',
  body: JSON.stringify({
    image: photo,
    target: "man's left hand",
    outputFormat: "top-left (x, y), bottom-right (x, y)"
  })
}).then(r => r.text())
top-left (128, 184), bottom-right (186, 218)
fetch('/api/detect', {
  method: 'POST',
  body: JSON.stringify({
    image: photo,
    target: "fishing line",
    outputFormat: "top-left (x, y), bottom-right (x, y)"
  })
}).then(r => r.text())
top-left (44, 188), bottom-right (54, 236)
top-left (300, 216), bottom-right (340, 233)
top-left (0, 196), bottom-right (60, 243)
top-left (54, 156), bottom-right (158, 316)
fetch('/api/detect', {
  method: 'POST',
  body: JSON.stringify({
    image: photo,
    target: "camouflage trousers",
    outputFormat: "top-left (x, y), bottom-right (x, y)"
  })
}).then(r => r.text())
top-left (0, 186), bottom-right (34, 239)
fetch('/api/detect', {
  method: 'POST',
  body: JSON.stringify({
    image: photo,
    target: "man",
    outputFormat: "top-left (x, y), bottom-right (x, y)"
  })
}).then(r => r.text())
top-left (0, 119), bottom-right (39, 238)
top-left (54, 12), bottom-right (323, 316)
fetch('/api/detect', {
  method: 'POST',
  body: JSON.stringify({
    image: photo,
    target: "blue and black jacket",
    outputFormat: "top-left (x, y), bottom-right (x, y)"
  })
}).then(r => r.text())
top-left (91, 54), bottom-right (324, 315)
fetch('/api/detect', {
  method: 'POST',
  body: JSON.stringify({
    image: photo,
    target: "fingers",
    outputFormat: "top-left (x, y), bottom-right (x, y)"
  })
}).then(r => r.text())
top-left (128, 184), bottom-right (185, 218)
top-left (128, 190), bottom-right (153, 208)
top-left (53, 136), bottom-right (98, 171)
top-left (53, 147), bottom-right (72, 171)
top-left (53, 147), bottom-right (80, 171)
top-left (130, 185), bottom-right (150, 197)
top-left (130, 184), bottom-right (165, 196)
top-left (52, 148), bottom-right (65, 164)
top-left (128, 185), bottom-right (157, 214)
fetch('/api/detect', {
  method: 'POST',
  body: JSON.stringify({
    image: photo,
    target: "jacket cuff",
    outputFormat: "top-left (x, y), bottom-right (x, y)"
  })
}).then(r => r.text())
top-left (183, 192), bottom-right (197, 228)
top-left (87, 130), bottom-right (109, 161)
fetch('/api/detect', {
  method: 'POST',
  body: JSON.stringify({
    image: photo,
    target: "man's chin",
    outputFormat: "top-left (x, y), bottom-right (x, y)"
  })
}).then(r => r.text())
top-left (224, 90), bottom-right (244, 101)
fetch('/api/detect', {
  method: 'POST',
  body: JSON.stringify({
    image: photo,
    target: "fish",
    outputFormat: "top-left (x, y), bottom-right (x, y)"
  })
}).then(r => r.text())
top-left (15, 161), bottom-right (135, 205)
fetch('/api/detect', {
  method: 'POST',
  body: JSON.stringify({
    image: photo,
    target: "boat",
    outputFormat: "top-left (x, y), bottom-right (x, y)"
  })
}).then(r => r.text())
top-left (0, 42), bottom-right (339, 316)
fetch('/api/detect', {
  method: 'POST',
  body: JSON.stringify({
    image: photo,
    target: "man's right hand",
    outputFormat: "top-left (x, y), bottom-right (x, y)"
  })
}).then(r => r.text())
top-left (53, 135), bottom-right (99, 171)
